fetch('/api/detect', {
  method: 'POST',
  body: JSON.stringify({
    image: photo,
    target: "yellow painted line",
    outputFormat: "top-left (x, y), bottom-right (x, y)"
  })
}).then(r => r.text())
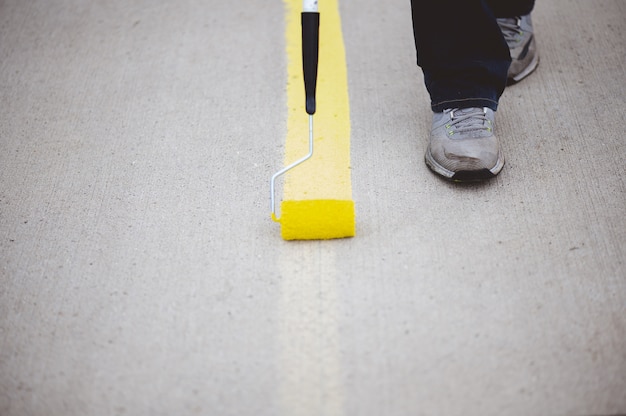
top-left (278, 0), bottom-right (354, 240)
top-left (277, 2), bottom-right (348, 414)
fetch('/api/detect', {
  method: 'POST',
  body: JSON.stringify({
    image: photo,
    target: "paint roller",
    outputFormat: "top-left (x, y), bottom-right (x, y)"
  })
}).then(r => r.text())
top-left (270, 0), bottom-right (356, 240)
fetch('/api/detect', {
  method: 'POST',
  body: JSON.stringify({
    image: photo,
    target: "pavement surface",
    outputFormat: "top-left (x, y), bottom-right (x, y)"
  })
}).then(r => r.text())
top-left (1, 0), bottom-right (625, 415)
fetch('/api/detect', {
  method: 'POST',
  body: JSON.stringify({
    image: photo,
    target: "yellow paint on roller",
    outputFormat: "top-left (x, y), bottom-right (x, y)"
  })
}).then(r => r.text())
top-left (278, 0), bottom-right (355, 240)
top-left (281, 199), bottom-right (355, 240)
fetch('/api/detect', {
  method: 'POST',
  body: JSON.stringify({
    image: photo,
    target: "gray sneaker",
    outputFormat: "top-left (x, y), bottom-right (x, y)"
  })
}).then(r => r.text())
top-left (425, 107), bottom-right (504, 181)
top-left (497, 14), bottom-right (539, 84)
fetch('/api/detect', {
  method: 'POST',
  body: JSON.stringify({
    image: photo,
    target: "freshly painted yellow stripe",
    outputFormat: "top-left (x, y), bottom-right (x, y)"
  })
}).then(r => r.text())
top-left (279, 0), bottom-right (354, 240)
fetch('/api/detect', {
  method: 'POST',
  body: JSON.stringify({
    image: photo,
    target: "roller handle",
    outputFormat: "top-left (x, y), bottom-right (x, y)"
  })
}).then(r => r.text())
top-left (301, 12), bottom-right (319, 115)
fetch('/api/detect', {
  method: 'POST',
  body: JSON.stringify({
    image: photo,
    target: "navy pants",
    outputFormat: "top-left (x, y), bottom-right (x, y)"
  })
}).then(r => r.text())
top-left (411, 0), bottom-right (536, 112)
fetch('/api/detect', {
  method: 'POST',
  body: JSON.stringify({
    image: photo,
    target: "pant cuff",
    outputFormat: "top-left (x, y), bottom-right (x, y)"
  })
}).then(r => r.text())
top-left (431, 97), bottom-right (499, 112)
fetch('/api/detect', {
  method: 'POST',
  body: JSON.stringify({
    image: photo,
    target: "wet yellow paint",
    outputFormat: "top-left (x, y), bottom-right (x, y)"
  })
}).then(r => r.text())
top-left (277, 0), bottom-right (355, 240)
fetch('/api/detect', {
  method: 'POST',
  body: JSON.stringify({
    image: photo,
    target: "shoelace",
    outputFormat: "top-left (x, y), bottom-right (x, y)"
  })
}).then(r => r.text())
top-left (497, 17), bottom-right (522, 45)
top-left (446, 108), bottom-right (492, 135)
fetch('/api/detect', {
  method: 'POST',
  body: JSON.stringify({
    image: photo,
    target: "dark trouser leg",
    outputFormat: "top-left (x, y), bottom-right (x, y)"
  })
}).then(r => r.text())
top-left (411, 0), bottom-right (511, 112)
top-left (486, 0), bottom-right (535, 18)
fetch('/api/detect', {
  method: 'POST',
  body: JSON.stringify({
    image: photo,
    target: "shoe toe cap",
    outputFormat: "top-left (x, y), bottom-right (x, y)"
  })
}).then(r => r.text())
top-left (429, 136), bottom-right (500, 172)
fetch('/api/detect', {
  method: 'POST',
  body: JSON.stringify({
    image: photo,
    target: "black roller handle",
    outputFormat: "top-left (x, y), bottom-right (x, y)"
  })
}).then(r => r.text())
top-left (301, 12), bottom-right (320, 115)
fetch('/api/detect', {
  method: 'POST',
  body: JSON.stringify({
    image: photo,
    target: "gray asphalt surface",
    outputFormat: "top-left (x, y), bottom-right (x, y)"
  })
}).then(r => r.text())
top-left (1, 0), bottom-right (625, 415)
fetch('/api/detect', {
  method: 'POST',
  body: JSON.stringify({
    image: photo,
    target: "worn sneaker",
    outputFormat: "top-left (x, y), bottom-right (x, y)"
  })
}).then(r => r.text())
top-left (497, 14), bottom-right (539, 84)
top-left (425, 107), bottom-right (504, 181)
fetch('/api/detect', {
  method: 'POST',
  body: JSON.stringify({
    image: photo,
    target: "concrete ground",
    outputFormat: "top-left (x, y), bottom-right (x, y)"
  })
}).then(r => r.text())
top-left (1, 0), bottom-right (625, 415)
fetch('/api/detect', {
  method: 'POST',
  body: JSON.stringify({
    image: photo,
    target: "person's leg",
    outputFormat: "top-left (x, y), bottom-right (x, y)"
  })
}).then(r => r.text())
top-left (492, 0), bottom-right (539, 83)
top-left (411, 0), bottom-right (509, 181)
top-left (410, 0), bottom-right (510, 112)
top-left (486, 0), bottom-right (535, 18)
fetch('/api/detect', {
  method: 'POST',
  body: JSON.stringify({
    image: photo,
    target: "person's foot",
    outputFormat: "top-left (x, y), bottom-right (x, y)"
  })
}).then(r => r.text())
top-left (497, 14), bottom-right (539, 84)
top-left (425, 107), bottom-right (504, 181)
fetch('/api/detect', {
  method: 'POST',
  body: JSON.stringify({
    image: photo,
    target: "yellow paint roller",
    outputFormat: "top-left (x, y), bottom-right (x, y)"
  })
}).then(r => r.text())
top-left (270, 0), bottom-right (355, 240)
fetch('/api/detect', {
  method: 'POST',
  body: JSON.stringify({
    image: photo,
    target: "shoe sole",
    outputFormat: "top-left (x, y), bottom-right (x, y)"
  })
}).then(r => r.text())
top-left (425, 148), bottom-right (505, 182)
